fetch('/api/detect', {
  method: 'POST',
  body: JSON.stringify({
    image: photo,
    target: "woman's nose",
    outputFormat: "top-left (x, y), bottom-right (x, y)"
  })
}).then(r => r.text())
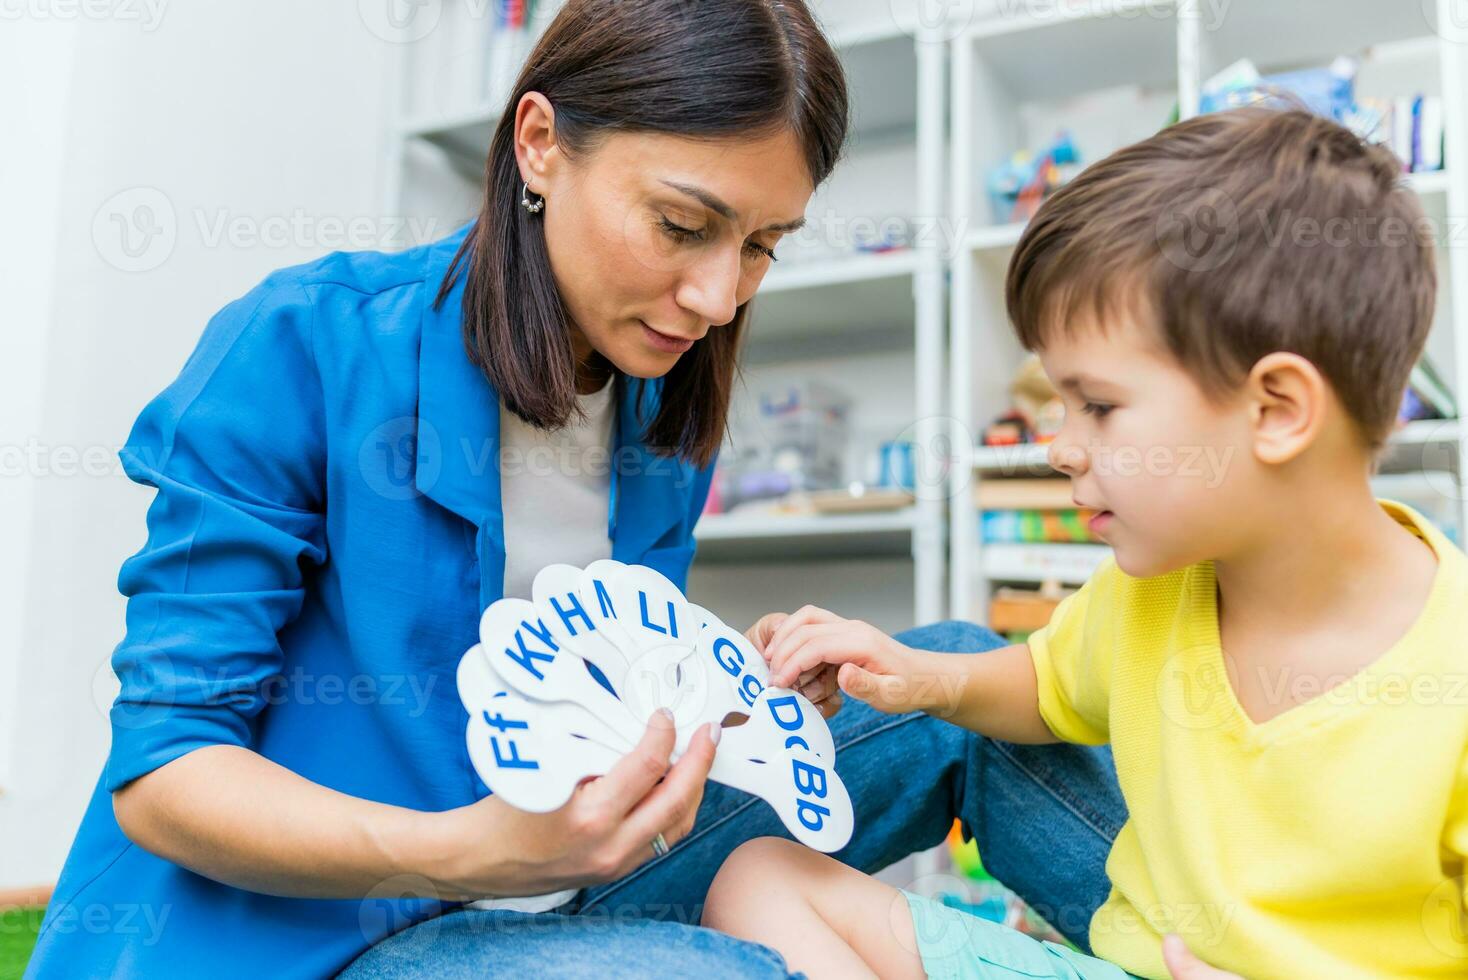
top-left (675, 247), bottom-right (742, 328)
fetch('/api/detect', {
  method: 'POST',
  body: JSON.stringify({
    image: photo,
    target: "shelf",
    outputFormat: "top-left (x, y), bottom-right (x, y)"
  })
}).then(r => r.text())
top-left (961, 174), bottom-right (1450, 259)
top-left (966, 0), bottom-right (1180, 102)
top-left (841, 28), bottom-right (920, 148)
top-left (971, 420), bottom-right (1461, 478)
top-left (980, 543), bottom-right (1111, 586)
top-left (828, 18), bottom-right (913, 50)
top-left (1406, 170), bottom-right (1452, 197)
top-left (695, 509), bottom-right (922, 563)
top-left (966, 223), bottom-right (1027, 253)
top-left (401, 105), bottom-right (502, 171)
top-left (746, 250), bottom-right (920, 346)
top-left (1197, 0), bottom-right (1442, 78)
top-left (399, 23), bottom-right (922, 165)
top-left (762, 249), bottom-right (921, 294)
top-left (1380, 419), bottom-right (1462, 475)
top-left (972, 443), bottom-right (1053, 477)
top-left (1392, 418), bottom-right (1460, 444)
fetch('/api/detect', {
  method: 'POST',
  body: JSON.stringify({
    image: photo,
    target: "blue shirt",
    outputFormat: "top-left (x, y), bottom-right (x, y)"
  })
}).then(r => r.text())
top-left (25, 223), bottom-right (714, 979)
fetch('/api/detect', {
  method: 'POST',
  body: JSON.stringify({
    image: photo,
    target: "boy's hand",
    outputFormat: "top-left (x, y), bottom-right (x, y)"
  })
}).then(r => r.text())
top-left (1162, 935), bottom-right (1243, 980)
top-left (746, 611), bottom-right (843, 720)
top-left (754, 605), bottom-right (940, 716)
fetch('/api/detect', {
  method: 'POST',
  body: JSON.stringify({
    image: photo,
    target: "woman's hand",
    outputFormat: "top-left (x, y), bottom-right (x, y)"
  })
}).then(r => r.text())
top-left (1162, 935), bottom-right (1244, 979)
top-left (421, 710), bottom-right (720, 901)
top-left (753, 606), bottom-right (942, 717)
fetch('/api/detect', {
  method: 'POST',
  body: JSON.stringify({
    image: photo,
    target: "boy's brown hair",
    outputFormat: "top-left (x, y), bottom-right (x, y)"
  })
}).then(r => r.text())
top-left (1006, 106), bottom-right (1437, 449)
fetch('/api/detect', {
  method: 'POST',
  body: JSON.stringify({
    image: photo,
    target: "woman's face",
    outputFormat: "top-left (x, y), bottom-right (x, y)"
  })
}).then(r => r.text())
top-left (518, 97), bottom-right (816, 381)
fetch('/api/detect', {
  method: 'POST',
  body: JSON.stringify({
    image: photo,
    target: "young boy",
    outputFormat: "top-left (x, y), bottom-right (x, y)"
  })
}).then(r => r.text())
top-left (702, 107), bottom-right (1468, 979)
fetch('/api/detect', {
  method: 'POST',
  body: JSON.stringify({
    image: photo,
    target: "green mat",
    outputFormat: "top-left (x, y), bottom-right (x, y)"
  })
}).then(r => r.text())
top-left (0, 906), bottom-right (43, 980)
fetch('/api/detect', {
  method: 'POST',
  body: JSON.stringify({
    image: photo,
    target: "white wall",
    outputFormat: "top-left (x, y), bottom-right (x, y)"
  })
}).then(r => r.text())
top-left (0, 3), bottom-right (397, 889)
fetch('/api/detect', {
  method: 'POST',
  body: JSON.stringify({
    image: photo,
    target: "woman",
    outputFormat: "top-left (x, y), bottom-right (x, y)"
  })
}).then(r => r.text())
top-left (27, 1), bottom-right (1126, 977)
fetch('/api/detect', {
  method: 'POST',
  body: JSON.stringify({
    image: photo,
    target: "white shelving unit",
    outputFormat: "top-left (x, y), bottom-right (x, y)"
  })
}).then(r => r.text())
top-left (693, 9), bottom-right (950, 631)
top-left (695, 509), bottom-right (924, 563)
top-left (384, 2), bottom-right (949, 632)
top-left (949, 0), bottom-right (1468, 624)
top-left (383, 1), bottom-right (1466, 633)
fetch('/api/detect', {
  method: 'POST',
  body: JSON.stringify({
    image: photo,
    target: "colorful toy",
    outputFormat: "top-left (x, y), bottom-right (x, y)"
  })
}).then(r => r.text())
top-left (986, 131), bottom-right (1081, 225)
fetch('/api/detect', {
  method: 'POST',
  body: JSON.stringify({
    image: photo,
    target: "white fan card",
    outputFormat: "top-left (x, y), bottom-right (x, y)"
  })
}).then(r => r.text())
top-left (606, 564), bottom-right (695, 654)
top-left (457, 561), bottom-right (855, 853)
top-left (479, 598), bottom-right (646, 747)
top-left (464, 692), bottom-right (624, 813)
top-left (459, 644), bottom-right (635, 754)
top-left (691, 617), bottom-right (771, 722)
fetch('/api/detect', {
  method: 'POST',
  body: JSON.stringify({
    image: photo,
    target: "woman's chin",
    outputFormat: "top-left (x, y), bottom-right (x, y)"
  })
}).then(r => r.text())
top-left (611, 348), bottom-right (684, 380)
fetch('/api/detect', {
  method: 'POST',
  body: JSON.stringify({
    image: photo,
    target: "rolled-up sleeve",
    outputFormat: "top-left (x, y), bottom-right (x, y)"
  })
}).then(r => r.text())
top-left (105, 279), bottom-right (328, 792)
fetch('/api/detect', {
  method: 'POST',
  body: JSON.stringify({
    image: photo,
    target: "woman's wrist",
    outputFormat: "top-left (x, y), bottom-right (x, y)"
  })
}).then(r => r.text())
top-left (385, 801), bottom-right (503, 902)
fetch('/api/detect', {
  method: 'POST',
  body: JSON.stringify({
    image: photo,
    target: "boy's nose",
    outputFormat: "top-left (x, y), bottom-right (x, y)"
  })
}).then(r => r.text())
top-left (1047, 434), bottom-right (1089, 477)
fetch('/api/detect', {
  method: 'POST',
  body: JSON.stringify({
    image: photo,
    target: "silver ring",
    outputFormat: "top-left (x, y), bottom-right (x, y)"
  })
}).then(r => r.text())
top-left (651, 833), bottom-right (670, 858)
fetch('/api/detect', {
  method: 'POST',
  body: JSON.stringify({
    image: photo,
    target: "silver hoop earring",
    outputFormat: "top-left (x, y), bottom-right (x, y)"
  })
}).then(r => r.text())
top-left (521, 182), bottom-right (545, 215)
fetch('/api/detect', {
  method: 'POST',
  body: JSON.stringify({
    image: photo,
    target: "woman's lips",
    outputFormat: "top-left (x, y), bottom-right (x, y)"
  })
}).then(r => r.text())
top-left (641, 321), bottom-right (696, 355)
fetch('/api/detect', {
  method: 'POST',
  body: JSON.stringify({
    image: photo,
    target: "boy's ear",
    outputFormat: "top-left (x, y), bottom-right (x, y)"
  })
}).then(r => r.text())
top-left (1245, 352), bottom-right (1328, 465)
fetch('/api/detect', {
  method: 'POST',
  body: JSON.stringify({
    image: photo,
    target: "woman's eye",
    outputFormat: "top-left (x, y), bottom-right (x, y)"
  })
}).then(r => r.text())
top-left (659, 215), bottom-right (777, 262)
top-left (1080, 402), bottom-right (1114, 419)
top-left (658, 216), bottom-right (706, 244)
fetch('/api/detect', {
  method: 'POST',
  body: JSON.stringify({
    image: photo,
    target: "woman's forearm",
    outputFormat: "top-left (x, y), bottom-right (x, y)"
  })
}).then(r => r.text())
top-left (915, 643), bottom-right (1057, 744)
top-left (111, 744), bottom-right (476, 900)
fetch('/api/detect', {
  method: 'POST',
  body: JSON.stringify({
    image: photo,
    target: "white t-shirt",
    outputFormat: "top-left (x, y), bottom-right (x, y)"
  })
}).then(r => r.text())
top-left (469, 376), bottom-right (617, 914)
top-left (498, 376), bottom-right (617, 602)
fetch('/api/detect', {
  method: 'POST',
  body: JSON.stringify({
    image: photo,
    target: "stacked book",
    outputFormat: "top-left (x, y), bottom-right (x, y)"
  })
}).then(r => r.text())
top-left (974, 479), bottom-right (1111, 586)
top-left (1349, 95), bottom-right (1445, 174)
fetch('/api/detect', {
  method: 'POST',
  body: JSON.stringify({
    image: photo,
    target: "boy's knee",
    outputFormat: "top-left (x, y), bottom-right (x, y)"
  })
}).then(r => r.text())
top-left (705, 838), bottom-right (805, 930)
top-left (896, 619), bottom-right (1004, 655)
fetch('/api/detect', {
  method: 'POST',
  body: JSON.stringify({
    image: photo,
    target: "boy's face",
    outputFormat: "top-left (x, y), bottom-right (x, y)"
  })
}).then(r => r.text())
top-left (1037, 311), bottom-right (1251, 579)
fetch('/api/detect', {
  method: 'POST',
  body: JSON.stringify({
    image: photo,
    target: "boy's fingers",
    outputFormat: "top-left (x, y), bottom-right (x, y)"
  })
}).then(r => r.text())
top-left (745, 612), bottom-right (788, 657)
top-left (812, 691), bottom-right (843, 719)
top-left (1162, 935), bottom-right (1197, 978)
top-left (797, 667), bottom-right (839, 704)
top-left (776, 629), bottom-right (867, 688)
top-left (1161, 934), bottom-right (1241, 980)
top-left (838, 663), bottom-right (907, 712)
top-left (769, 623), bottom-right (851, 684)
top-left (765, 605), bottom-right (839, 661)
top-left (837, 662), bottom-right (876, 698)
top-left (587, 708), bottom-right (677, 815)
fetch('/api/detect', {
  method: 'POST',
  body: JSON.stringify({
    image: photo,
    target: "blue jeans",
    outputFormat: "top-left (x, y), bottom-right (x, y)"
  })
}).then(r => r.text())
top-left (340, 622), bottom-right (1127, 979)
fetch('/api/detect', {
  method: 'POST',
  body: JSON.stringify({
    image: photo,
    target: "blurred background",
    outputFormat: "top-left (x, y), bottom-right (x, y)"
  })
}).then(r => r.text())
top-left (4, 0), bottom-right (1467, 969)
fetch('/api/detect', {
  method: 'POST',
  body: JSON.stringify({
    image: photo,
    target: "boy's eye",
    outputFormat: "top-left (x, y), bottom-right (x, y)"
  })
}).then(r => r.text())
top-left (1080, 402), bottom-right (1114, 419)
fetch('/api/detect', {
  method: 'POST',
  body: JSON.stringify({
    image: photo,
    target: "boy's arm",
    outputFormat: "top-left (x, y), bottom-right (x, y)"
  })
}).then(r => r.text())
top-left (755, 608), bottom-right (1058, 744)
top-left (911, 640), bottom-right (1057, 744)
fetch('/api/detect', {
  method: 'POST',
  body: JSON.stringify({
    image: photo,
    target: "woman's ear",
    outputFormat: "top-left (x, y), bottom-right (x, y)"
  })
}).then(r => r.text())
top-left (513, 92), bottom-right (562, 194)
top-left (1245, 351), bottom-right (1328, 465)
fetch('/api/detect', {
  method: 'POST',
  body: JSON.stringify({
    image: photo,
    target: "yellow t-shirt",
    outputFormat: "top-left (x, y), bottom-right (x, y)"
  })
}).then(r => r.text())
top-left (1027, 500), bottom-right (1468, 979)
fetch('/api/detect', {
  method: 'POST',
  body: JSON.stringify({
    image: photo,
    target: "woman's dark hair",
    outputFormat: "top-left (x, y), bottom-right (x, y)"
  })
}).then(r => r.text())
top-left (436, 0), bottom-right (849, 467)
